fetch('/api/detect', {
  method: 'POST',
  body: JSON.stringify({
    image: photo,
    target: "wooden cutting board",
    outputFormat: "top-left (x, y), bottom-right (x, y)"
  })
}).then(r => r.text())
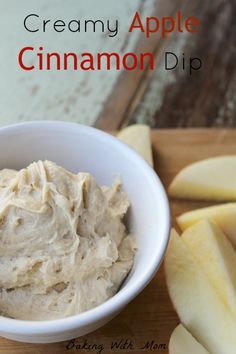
top-left (1, 128), bottom-right (236, 354)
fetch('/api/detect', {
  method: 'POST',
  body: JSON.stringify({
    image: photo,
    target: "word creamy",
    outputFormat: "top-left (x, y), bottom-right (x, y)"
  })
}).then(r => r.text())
top-left (24, 14), bottom-right (119, 37)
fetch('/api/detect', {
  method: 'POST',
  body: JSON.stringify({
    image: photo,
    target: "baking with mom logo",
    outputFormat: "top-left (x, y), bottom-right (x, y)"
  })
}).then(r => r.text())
top-left (66, 338), bottom-right (167, 353)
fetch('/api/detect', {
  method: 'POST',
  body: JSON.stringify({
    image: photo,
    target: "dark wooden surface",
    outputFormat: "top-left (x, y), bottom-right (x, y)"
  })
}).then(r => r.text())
top-left (95, 0), bottom-right (236, 129)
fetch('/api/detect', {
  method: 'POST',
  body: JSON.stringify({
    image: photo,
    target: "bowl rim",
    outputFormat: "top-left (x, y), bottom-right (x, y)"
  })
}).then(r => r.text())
top-left (0, 121), bottom-right (170, 335)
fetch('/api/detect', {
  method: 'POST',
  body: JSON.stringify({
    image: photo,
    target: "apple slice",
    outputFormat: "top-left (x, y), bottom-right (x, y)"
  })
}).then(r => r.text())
top-left (168, 155), bottom-right (236, 201)
top-left (117, 124), bottom-right (153, 167)
top-left (177, 203), bottom-right (236, 248)
top-left (165, 229), bottom-right (236, 354)
top-left (169, 324), bottom-right (209, 354)
top-left (182, 219), bottom-right (236, 317)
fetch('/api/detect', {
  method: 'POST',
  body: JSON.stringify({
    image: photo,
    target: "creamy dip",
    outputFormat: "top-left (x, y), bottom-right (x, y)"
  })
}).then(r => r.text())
top-left (0, 161), bottom-right (136, 320)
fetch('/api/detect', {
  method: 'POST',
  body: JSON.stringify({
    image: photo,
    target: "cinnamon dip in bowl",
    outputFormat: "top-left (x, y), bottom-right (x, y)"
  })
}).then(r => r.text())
top-left (0, 121), bottom-right (170, 343)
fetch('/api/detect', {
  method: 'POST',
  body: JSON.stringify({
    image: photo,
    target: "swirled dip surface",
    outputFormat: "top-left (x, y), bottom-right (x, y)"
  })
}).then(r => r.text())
top-left (0, 161), bottom-right (135, 320)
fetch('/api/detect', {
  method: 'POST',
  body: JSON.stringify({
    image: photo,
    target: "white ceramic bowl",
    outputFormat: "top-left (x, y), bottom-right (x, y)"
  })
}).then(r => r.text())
top-left (0, 121), bottom-right (170, 343)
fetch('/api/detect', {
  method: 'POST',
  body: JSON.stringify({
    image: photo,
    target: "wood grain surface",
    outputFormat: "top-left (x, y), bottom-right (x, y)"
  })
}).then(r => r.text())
top-left (97, 0), bottom-right (236, 129)
top-left (94, 0), bottom-right (180, 131)
top-left (1, 1), bottom-right (235, 129)
top-left (1, 128), bottom-right (236, 354)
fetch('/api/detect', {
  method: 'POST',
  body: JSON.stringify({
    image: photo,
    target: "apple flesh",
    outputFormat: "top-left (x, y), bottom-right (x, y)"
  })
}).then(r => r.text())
top-left (165, 229), bottom-right (236, 354)
top-left (177, 203), bottom-right (236, 248)
top-left (169, 324), bottom-right (209, 354)
top-left (168, 155), bottom-right (236, 201)
top-left (117, 124), bottom-right (153, 167)
top-left (182, 219), bottom-right (236, 317)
